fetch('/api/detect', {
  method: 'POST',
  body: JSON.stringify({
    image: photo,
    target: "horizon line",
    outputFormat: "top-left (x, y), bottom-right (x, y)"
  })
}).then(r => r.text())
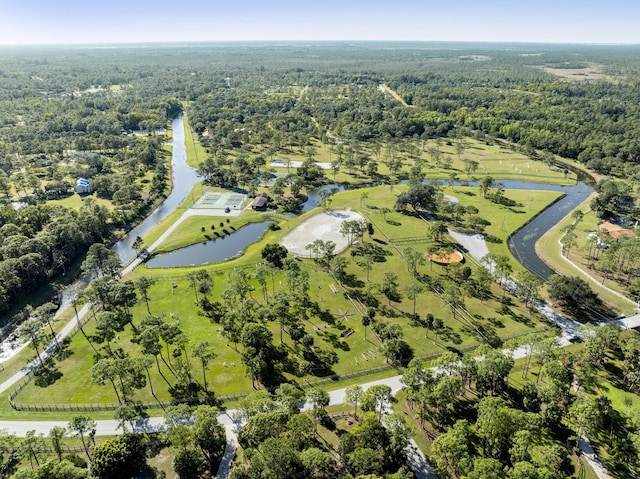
top-left (1, 39), bottom-right (639, 48)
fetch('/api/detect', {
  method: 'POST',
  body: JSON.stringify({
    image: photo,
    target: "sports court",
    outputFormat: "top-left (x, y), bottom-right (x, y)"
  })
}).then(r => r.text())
top-left (192, 191), bottom-right (247, 210)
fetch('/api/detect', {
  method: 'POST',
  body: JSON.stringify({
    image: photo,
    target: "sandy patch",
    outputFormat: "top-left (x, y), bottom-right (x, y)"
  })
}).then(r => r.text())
top-left (448, 229), bottom-right (490, 264)
top-left (280, 209), bottom-right (364, 257)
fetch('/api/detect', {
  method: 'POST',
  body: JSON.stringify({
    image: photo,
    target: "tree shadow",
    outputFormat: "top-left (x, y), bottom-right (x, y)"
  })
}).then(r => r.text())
top-left (318, 330), bottom-right (350, 351)
top-left (341, 274), bottom-right (364, 288)
top-left (434, 325), bottom-right (462, 345)
top-left (34, 363), bottom-right (63, 387)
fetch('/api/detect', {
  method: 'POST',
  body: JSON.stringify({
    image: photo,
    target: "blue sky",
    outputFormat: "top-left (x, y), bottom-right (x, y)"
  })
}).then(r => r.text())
top-left (0, 0), bottom-right (638, 45)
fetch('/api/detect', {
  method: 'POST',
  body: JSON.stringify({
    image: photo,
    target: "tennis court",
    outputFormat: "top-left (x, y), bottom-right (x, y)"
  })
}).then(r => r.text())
top-left (192, 191), bottom-right (247, 210)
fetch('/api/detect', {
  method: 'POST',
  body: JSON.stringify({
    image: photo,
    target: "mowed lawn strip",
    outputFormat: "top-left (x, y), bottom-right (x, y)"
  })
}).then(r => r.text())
top-left (536, 192), bottom-right (635, 315)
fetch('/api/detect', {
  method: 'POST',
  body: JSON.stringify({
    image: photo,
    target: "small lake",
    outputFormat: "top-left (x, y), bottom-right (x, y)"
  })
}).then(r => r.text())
top-left (145, 221), bottom-right (274, 268)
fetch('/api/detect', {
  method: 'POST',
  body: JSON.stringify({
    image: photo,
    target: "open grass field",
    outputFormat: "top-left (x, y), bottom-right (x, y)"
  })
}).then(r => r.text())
top-left (11, 183), bottom-right (562, 409)
top-left (264, 136), bottom-right (577, 187)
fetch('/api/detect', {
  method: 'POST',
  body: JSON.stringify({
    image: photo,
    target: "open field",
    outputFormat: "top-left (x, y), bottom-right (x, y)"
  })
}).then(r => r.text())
top-left (263, 136), bottom-right (577, 187)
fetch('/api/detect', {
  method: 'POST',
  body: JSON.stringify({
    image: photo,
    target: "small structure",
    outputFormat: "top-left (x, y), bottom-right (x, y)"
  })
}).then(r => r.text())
top-left (251, 192), bottom-right (270, 211)
top-left (599, 221), bottom-right (635, 241)
top-left (75, 177), bottom-right (91, 194)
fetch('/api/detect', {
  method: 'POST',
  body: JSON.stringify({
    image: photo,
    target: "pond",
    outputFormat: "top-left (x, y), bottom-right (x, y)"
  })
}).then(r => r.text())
top-left (112, 116), bottom-right (595, 278)
top-left (145, 221), bottom-right (274, 268)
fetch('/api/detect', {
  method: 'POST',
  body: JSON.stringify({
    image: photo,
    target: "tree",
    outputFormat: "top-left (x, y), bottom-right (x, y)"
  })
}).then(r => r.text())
top-left (91, 434), bottom-right (146, 479)
top-left (380, 272), bottom-right (399, 305)
top-left (68, 415), bottom-right (96, 459)
top-left (134, 276), bottom-right (155, 314)
top-left (306, 388), bottom-right (330, 435)
top-left (404, 247), bottom-right (424, 277)
top-left (114, 405), bottom-right (139, 433)
top-left (329, 255), bottom-right (349, 283)
top-left (476, 349), bottom-right (514, 396)
top-left (48, 426), bottom-right (66, 462)
top-left (382, 338), bottom-right (413, 365)
top-left (81, 243), bottom-right (121, 277)
top-left (132, 235), bottom-right (144, 255)
top-left (347, 447), bottom-right (383, 476)
top-left (406, 283), bottom-right (423, 316)
top-left (191, 340), bottom-right (216, 392)
top-left (93, 312), bottom-right (120, 356)
top-left (479, 175), bottom-right (494, 199)
top-left (33, 302), bottom-right (58, 345)
top-left (340, 219), bottom-right (365, 247)
top-left (394, 182), bottom-right (440, 212)
top-left (17, 317), bottom-right (48, 368)
top-left (547, 274), bottom-right (601, 313)
top-left (173, 447), bottom-right (206, 479)
top-left (515, 270), bottom-right (542, 310)
top-left (344, 385), bottom-right (364, 419)
top-left (300, 447), bottom-right (336, 479)
top-left (316, 188), bottom-right (332, 209)
top-left (427, 221), bottom-right (448, 243)
top-left (192, 405), bottom-right (226, 474)
top-left (261, 243), bottom-right (288, 269)
top-left (360, 384), bottom-right (393, 420)
top-left (275, 384), bottom-right (304, 414)
top-left (467, 458), bottom-right (506, 479)
top-left (20, 430), bottom-right (45, 469)
top-left (442, 282), bottom-right (464, 319)
top-left (430, 419), bottom-right (473, 478)
top-left (567, 394), bottom-right (601, 440)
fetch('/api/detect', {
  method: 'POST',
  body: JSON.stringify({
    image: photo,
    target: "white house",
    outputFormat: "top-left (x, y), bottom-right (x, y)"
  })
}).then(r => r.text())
top-left (75, 178), bottom-right (91, 194)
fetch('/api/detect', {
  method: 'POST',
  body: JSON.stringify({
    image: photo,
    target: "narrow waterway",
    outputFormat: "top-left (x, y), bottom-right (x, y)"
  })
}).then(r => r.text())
top-left (112, 114), bottom-right (200, 265)
top-left (507, 180), bottom-right (593, 279)
top-left (302, 179), bottom-right (594, 280)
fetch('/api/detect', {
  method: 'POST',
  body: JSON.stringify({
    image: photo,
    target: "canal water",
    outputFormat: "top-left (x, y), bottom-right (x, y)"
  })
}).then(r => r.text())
top-left (113, 114), bottom-right (201, 265)
top-left (145, 221), bottom-right (274, 268)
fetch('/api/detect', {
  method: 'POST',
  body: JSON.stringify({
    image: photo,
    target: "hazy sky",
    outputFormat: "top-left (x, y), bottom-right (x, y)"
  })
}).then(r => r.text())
top-left (0, 0), bottom-right (638, 45)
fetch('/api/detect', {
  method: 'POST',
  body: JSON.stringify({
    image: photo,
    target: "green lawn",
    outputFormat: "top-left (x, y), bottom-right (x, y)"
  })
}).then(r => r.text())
top-left (153, 209), bottom-right (266, 254)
